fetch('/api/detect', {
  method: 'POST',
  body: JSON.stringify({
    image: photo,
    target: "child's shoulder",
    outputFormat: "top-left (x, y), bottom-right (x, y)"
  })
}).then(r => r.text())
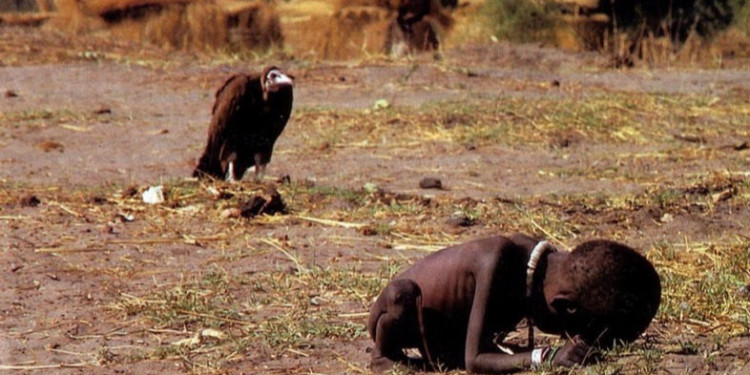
top-left (420, 235), bottom-right (527, 268)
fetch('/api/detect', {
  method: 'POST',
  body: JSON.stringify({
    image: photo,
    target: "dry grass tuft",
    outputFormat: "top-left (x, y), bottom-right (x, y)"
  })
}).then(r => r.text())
top-left (652, 240), bottom-right (750, 334)
top-left (279, 0), bottom-right (392, 60)
top-left (279, 0), bottom-right (455, 60)
top-left (109, 255), bottom-right (391, 370)
top-left (3, 75), bottom-right (750, 372)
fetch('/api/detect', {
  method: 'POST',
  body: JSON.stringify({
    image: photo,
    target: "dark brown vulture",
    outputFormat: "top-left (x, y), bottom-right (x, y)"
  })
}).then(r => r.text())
top-left (193, 66), bottom-right (294, 181)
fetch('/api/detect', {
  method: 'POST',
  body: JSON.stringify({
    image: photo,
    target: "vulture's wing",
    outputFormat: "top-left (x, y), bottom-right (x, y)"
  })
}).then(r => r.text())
top-left (205, 74), bottom-right (263, 163)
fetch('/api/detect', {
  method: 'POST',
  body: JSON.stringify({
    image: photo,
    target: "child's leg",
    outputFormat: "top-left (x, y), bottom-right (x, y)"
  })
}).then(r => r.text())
top-left (368, 279), bottom-right (425, 372)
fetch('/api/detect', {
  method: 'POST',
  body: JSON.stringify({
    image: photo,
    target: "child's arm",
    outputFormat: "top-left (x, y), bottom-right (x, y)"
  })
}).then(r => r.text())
top-left (462, 253), bottom-right (532, 372)
top-left (462, 250), bottom-right (589, 373)
top-left (466, 334), bottom-right (590, 373)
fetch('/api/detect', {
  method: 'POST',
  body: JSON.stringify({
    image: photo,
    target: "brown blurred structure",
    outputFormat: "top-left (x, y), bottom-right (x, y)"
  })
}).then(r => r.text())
top-left (551, 0), bottom-right (609, 51)
top-left (278, 0), bottom-right (454, 59)
top-left (2, 0), bottom-right (282, 52)
top-left (222, 0), bottom-right (282, 50)
top-left (0, 0), bottom-right (55, 25)
top-left (384, 0), bottom-right (454, 56)
top-left (1, 0), bottom-right (461, 58)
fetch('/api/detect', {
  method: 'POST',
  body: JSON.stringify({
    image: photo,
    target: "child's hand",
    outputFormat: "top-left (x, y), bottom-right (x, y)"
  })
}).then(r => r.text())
top-left (550, 335), bottom-right (590, 367)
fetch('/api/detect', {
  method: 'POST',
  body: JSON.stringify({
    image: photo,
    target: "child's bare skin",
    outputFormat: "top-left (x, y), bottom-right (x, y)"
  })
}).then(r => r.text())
top-left (368, 234), bottom-right (661, 373)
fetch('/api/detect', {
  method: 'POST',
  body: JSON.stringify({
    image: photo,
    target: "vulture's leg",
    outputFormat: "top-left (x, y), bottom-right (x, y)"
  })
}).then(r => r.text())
top-left (225, 162), bottom-right (236, 183)
top-left (254, 153), bottom-right (266, 182)
top-left (224, 152), bottom-right (239, 183)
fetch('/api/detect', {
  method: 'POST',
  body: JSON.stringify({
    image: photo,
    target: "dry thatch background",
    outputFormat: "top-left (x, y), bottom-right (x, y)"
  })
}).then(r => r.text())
top-left (2, 0), bottom-right (749, 63)
top-left (1, 0), bottom-right (455, 58)
top-left (44, 0), bottom-right (280, 51)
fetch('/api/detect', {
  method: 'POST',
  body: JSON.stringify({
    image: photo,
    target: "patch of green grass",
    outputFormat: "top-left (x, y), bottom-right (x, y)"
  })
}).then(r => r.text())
top-left (287, 183), bottom-right (365, 204)
top-left (292, 92), bottom-right (750, 156)
top-left (482, 0), bottom-right (559, 43)
top-left (651, 240), bottom-right (750, 334)
top-left (1, 109), bottom-right (87, 128)
top-left (730, 0), bottom-right (750, 36)
top-left (654, 189), bottom-right (683, 208)
top-left (111, 259), bottom-right (398, 370)
top-left (9, 82), bottom-right (750, 374)
top-left (116, 265), bottom-right (237, 328)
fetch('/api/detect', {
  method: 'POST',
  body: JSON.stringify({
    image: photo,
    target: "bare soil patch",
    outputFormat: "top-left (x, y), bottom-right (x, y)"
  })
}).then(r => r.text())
top-left (2, 26), bottom-right (750, 374)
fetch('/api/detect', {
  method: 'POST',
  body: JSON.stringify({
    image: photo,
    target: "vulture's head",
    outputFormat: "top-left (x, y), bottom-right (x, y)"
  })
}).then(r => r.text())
top-left (262, 67), bottom-right (294, 94)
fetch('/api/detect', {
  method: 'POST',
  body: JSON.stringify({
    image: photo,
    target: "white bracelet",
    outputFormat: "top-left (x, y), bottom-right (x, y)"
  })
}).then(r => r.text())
top-left (531, 348), bottom-right (543, 367)
top-left (531, 347), bottom-right (549, 367)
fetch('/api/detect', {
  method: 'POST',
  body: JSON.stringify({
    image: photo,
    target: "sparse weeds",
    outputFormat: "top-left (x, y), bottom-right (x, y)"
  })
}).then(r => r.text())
top-left (116, 265), bottom-right (236, 328)
top-left (111, 260), bottom-right (395, 370)
top-left (479, 0), bottom-right (750, 65)
top-left (5, 71), bottom-right (750, 374)
top-left (650, 240), bottom-right (750, 335)
top-left (292, 92), bottom-right (750, 157)
top-left (1, 109), bottom-right (86, 129)
top-left (483, 0), bottom-right (559, 44)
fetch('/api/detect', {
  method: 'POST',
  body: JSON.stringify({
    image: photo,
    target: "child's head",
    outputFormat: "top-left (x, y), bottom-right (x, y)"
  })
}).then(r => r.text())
top-left (537, 240), bottom-right (661, 346)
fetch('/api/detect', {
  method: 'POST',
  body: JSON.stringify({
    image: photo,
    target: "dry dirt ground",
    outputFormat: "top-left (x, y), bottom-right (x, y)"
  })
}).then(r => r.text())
top-left (1, 26), bottom-right (750, 374)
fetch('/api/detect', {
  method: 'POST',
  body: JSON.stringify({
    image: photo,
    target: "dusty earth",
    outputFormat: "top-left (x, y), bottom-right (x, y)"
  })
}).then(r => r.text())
top-left (2, 25), bottom-right (750, 374)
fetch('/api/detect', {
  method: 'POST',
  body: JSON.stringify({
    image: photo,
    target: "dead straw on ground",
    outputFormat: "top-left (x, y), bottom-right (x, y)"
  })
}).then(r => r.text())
top-left (2, 85), bottom-right (750, 373)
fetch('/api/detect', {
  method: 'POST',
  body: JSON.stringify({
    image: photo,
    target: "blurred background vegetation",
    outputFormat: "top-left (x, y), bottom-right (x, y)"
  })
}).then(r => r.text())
top-left (1, 0), bottom-right (748, 64)
top-left (481, 0), bottom-right (750, 64)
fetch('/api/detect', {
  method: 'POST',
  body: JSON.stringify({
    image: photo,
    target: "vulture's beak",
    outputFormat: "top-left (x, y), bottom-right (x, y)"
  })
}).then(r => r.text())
top-left (274, 73), bottom-right (294, 88)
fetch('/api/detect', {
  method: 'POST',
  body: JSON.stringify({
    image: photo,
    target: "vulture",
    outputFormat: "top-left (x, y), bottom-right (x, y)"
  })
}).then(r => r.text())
top-left (193, 66), bottom-right (294, 181)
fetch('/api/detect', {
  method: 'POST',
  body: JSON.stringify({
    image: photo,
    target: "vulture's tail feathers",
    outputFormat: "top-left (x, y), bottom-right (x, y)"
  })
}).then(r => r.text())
top-left (193, 153), bottom-right (224, 179)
